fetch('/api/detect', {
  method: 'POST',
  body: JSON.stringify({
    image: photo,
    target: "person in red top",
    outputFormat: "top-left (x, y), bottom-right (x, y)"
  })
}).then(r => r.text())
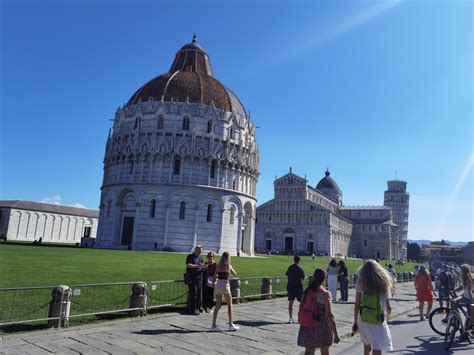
top-left (414, 265), bottom-right (437, 321)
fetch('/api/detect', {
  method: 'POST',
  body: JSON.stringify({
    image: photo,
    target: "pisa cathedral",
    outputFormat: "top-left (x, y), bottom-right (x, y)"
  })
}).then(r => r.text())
top-left (255, 169), bottom-right (409, 260)
top-left (95, 37), bottom-right (259, 255)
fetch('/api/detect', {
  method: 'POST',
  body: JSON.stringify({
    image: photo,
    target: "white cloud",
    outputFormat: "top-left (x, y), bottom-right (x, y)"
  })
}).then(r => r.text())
top-left (39, 196), bottom-right (88, 209)
top-left (40, 195), bottom-right (62, 205)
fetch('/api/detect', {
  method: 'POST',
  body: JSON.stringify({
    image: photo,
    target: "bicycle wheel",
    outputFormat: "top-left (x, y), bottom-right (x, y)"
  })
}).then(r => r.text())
top-left (444, 314), bottom-right (459, 350)
top-left (429, 307), bottom-right (450, 336)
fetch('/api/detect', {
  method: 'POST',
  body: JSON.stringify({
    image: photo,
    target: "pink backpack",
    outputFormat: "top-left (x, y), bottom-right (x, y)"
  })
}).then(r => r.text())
top-left (298, 287), bottom-right (322, 328)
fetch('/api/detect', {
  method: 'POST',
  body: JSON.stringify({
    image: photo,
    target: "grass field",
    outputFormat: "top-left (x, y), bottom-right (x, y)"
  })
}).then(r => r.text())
top-left (0, 243), bottom-right (416, 287)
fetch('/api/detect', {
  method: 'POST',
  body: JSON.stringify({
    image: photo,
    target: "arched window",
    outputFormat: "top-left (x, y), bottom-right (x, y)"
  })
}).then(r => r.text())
top-left (182, 116), bottom-right (190, 131)
top-left (232, 180), bottom-right (236, 190)
top-left (229, 126), bottom-right (234, 139)
top-left (173, 158), bottom-right (181, 175)
top-left (134, 117), bottom-right (140, 130)
top-left (230, 207), bottom-right (235, 224)
top-left (150, 199), bottom-right (156, 218)
top-left (179, 201), bottom-right (186, 220)
top-left (129, 159), bottom-right (134, 174)
top-left (157, 115), bottom-right (164, 129)
top-left (210, 160), bottom-right (216, 179)
top-left (207, 120), bottom-right (213, 134)
top-left (207, 204), bottom-right (213, 222)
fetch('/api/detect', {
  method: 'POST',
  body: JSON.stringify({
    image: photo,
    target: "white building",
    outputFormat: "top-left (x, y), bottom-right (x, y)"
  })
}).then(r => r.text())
top-left (255, 169), bottom-right (409, 260)
top-left (0, 200), bottom-right (98, 245)
top-left (96, 37), bottom-right (259, 255)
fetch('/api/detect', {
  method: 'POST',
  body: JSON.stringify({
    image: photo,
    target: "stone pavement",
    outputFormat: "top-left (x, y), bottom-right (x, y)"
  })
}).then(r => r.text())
top-left (0, 282), bottom-right (418, 354)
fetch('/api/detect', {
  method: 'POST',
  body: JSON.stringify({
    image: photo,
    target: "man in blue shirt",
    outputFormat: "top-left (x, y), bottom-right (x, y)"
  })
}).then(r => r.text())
top-left (185, 245), bottom-right (203, 315)
top-left (286, 255), bottom-right (306, 324)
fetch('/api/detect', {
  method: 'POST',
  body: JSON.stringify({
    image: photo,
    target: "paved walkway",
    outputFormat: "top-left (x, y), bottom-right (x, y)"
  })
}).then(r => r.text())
top-left (0, 283), bottom-right (418, 354)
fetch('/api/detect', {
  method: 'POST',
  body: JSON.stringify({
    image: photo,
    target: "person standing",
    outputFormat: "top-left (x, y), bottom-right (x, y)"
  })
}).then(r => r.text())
top-left (460, 264), bottom-right (473, 303)
top-left (414, 265), bottom-right (436, 320)
top-left (326, 259), bottom-right (339, 302)
top-left (185, 245), bottom-right (203, 315)
top-left (338, 260), bottom-right (349, 302)
top-left (210, 252), bottom-right (240, 332)
top-left (297, 268), bottom-right (340, 355)
top-left (202, 251), bottom-right (217, 313)
top-left (352, 259), bottom-right (393, 355)
top-left (286, 255), bottom-right (306, 324)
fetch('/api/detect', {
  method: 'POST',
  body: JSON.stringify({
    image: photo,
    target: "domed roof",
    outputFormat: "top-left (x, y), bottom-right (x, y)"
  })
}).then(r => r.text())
top-left (316, 170), bottom-right (342, 194)
top-left (127, 36), bottom-right (247, 118)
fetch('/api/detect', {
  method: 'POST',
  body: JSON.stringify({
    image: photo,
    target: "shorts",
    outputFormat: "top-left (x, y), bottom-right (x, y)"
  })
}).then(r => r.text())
top-left (215, 279), bottom-right (231, 296)
top-left (438, 287), bottom-right (449, 300)
top-left (288, 288), bottom-right (303, 301)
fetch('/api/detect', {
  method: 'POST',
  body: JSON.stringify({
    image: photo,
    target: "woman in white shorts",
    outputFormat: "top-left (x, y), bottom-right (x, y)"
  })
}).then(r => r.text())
top-left (210, 252), bottom-right (239, 332)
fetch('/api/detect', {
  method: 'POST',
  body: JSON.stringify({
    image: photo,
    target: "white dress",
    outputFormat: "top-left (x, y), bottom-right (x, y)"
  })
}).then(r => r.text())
top-left (355, 280), bottom-right (393, 351)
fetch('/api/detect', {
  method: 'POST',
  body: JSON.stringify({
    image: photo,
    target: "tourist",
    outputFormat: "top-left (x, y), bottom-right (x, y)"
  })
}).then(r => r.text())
top-left (210, 252), bottom-right (240, 332)
top-left (185, 245), bottom-right (203, 315)
top-left (312, 252), bottom-right (316, 261)
top-left (297, 268), bottom-right (340, 355)
top-left (286, 255), bottom-right (306, 324)
top-left (326, 259), bottom-right (339, 302)
top-left (338, 260), bottom-right (349, 302)
top-left (436, 264), bottom-right (452, 308)
top-left (414, 265), bottom-right (436, 321)
top-left (386, 264), bottom-right (397, 297)
top-left (460, 264), bottom-right (473, 304)
top-left (352, 259), bottom-right (393, 355)
top-left (202, 251), bottom-right (217, 313)
top-left (413, 265), bottom-right (419, 277)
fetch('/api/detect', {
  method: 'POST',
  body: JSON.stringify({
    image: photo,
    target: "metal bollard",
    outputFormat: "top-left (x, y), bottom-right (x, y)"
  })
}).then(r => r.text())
top-left (230, 278), bottom-right (241, 304)
top-left (129, 282), bottom-right (147, 317)
top-left (48, 285), bottom-right (71, 328)
top-left (261, 277), bottom-right (272, 300)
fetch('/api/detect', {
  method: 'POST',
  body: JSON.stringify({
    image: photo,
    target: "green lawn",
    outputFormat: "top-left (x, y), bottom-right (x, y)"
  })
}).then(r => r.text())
top-left (0, 243), bottom-right (416, 287)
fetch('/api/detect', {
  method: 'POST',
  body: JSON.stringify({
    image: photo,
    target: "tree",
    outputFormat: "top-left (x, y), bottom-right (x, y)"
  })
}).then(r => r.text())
top-left (431, 239), bottom-right (450, 246)
top-left (407, 242), bottom-right (421, 261)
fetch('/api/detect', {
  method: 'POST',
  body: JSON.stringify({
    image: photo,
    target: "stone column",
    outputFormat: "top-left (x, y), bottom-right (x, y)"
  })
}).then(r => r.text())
top-left (230, 278), bottom-right (241, 304)
top-left (261, 277), bottom-right (272, 300)
top-left (48, 286), bottom-right (71, 328)
top-left (131, 203), bottom-right (140, 249)
top-left (129, 282), bottom-right (147, 317)
top-left (218, 208), bottom-right (226, 253)
top-left (163, 204), bottom-right (170, 247)
top-left (192, 206), bottom-right (199, 249)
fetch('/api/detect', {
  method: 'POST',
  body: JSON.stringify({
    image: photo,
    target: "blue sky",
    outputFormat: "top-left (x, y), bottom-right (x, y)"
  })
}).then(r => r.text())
top-left (1, 0), bottom-right (472, 242)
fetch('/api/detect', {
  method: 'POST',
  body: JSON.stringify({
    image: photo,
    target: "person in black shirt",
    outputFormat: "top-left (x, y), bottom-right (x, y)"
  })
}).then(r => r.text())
top-left (286, 255), bottom-right (306, 324)
top-left (185, 245), bottom-right (203, 315)
top-left (338, 260), bottom-right (349, 302)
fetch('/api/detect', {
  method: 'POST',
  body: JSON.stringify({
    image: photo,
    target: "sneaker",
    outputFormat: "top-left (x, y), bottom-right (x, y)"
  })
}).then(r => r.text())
top-left (210, 325), bottom-right (222, 332)
top-left (287, 317), bottom-right (294, 324)
top-left (228, 323), bottom-right (240, 331)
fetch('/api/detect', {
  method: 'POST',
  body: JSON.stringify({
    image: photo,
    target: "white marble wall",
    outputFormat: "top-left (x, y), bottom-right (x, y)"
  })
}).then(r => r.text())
top-left (4, 208), bottom-right (98, 243)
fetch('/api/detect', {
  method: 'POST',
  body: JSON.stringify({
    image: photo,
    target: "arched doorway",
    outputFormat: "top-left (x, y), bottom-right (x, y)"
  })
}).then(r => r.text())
top-left (284, 227), bottom-right (294, 253)
top-left (120, 193), bottom-right (136, 246)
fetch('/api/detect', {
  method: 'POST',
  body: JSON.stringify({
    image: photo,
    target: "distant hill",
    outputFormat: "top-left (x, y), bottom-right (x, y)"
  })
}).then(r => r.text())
top-left (408, 239), bottom-right (468, 247)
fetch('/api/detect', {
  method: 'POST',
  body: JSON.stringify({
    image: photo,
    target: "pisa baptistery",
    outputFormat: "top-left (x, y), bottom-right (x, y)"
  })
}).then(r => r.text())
top-left (96, 37), bottom-right (259, 255)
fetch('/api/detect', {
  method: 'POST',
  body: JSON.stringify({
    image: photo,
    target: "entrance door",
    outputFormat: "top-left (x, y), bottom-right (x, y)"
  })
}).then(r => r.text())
top-left (307, 241), bottom-right (314, 253)
top-left (376, 251), bottom-right (381, 259)
top-left (121, 217), bottom-right (134, 246)
top-left (285, 237), bottom-right (293, 252)
top-left (265, 239), bottom-right (272, 251)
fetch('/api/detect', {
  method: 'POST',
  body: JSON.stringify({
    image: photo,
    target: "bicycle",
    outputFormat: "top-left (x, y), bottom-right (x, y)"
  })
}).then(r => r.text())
top-left (443, 297), bottom-right (473, 350)
top-left (429, 290), bottom-right (458, 336)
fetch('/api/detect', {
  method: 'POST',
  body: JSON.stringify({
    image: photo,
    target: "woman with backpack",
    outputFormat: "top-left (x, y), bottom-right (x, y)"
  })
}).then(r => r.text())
top-left (297, 268), bottom-right (340, 355)
top-left (352, 259), bottom-right (393, 355)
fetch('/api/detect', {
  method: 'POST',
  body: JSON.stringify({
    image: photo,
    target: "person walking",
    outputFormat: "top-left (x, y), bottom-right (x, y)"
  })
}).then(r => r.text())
top-left (286, 255), bottom-right (306, 324)
top-left (338, 260), bottom-right (349, 302)
top-left (414, 265), bottom-right (436, 320)
top-left (327, 259), bottom-right (339, 302)
top-left (202, 251), bottom-right (217, 313)
top-left (352, 259), bottom-right (393, 355)
top-left (460, 264), bottom-right (473, 303)
top-left (297, 268), bottom-right (340, 355)
top-left (210, 252), bottom-right (240, 332)
top-left (185, 245), bottom-right (203, 315)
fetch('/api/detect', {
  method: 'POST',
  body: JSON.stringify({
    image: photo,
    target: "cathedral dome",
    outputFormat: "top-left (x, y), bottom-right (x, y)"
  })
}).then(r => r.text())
top-left (127, 36), bottom-right (247, 118)
top-left (316, 170), bottom-right (342, 194)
